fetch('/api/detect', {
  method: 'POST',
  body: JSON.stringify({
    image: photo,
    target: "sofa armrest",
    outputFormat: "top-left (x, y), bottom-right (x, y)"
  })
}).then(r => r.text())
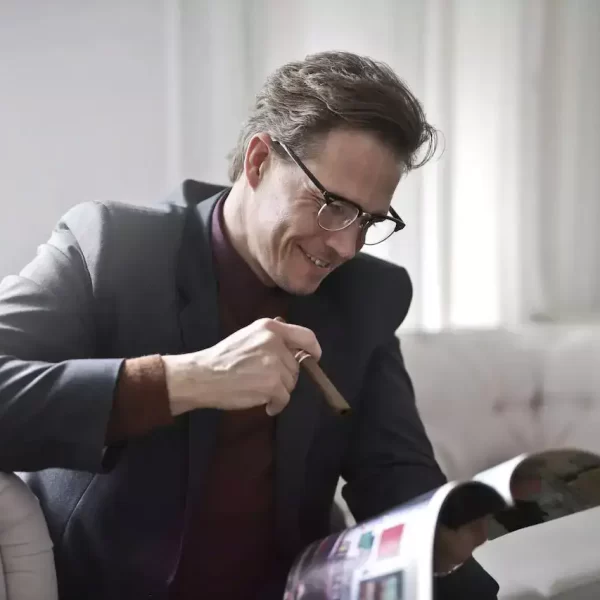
top-left (0, 472), bottom-right (58, 600)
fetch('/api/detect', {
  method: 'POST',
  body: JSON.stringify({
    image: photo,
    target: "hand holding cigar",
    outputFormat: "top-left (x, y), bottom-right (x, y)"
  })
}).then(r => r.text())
top-left (274, 317), bottom-right (351, 416)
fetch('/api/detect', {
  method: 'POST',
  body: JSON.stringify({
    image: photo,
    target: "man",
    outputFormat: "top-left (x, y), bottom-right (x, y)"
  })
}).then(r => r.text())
top-left (0, 51), bottom-right (498, 599)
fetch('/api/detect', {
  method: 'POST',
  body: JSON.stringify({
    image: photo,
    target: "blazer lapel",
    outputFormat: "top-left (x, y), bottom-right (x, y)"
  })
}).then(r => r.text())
top-left (275, 287), bottom-right (344, 552)
top-left (176, 196), bottom-right (222, 354)
top-left (175, 192), bottom-right (225, 515)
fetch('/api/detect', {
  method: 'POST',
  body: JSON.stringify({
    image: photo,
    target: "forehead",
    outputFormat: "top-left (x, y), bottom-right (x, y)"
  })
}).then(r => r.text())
top-left (302, 129), bottom-right (402, 212)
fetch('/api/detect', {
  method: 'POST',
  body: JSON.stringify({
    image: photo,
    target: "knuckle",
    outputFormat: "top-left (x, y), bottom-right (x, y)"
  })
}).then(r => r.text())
top-left (259, 317), bottom-right (277, 332)
top-left (254, 330), bottom-right (275, 350)
top-left (261, 353), bottom-right (278, 370)
top-left (261, 327), bottom-right (278, 344)
top-left (252, 318), bottom-right (273, 339)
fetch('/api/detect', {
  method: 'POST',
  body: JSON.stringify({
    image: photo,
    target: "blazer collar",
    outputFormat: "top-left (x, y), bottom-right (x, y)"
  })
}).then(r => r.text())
top-left (174, 181), bottom-right (227, 354)
top-left (172, 182), bottom-right (230, 531)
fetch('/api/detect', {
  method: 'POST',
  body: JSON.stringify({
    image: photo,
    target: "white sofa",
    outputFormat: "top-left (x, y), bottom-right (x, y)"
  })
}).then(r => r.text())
top-left (401, 323), bottom-right (600, 599)
top-left (0, 473), bottom-right (57, 600)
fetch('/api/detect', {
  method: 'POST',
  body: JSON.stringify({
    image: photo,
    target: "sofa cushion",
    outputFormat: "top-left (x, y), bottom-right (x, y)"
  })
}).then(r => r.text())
top-left (400, 330), bottom-right (542, 481)
top-left (539, 326), bottom-right (600, 455)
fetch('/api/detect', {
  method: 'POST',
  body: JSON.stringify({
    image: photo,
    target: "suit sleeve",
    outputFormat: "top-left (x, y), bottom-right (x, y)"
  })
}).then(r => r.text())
top-left (341, 337), bottom-right (499, 599)
top-left (0, 203), bottom-right (123, 473)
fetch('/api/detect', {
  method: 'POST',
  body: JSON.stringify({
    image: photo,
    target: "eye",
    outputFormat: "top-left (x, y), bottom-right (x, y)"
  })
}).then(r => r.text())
top-left (327, 200), bottom-right (349, 217)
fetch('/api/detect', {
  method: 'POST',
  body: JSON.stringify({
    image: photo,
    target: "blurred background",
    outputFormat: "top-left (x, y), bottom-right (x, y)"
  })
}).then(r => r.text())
top-left (1, 0), bottom-right (599, 331)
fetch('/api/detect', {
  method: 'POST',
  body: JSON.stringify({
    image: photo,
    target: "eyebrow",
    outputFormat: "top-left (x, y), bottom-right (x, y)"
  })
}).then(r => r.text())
top-left (322, 187), bottom-right (390, 219)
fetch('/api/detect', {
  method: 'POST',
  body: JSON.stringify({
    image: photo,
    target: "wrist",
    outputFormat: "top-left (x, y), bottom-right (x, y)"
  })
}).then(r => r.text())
top-left (434, 561), bottom-right (464, 578)
top-left (162, 353), bottom-right (213, 415)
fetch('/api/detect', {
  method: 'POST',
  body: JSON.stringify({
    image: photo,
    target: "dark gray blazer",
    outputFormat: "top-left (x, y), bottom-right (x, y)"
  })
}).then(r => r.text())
top-left (0, 180), bottom-right (498, 599)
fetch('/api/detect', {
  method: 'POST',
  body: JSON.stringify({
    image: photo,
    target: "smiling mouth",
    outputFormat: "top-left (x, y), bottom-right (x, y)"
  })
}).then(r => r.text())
top-left (299, 246), bottom-right (332, 270)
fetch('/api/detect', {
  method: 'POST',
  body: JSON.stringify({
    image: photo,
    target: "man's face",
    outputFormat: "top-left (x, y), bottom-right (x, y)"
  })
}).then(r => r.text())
top-left (243, 128), bottom-right (402, 295)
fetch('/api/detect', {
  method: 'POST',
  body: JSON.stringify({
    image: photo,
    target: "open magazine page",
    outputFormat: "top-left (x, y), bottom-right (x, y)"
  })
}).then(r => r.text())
top-left (472, 448), bottom-right (600, 540)
top-left (283, 485), bottom-right (452, 600)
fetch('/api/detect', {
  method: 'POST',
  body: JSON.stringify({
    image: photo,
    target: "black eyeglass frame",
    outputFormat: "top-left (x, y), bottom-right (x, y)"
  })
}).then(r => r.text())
top-left (272, 139), bottom-right (406, 243)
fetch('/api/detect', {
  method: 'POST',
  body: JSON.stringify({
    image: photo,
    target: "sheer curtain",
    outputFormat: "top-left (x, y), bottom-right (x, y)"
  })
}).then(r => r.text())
top-left (168, 0), bottom-right (600, 330)
top-left (532, 0), bottom-right (600, 323)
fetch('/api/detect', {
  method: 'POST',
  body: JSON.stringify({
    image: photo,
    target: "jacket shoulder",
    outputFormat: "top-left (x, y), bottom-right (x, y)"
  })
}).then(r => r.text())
top-left (58, 199), bottom-right (187, 243)
top-left (324, 252), bottom-right (413, 335)
top-left (56, 199), bottom-right (189, 290)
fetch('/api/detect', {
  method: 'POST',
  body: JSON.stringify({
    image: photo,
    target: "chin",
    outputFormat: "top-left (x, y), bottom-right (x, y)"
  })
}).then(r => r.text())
top-left (277, 277), bottom-right (322, 296)
top-left (275, 269), bottom-right (328, 296)
top-left (271, 249), bottom-right (333, 295)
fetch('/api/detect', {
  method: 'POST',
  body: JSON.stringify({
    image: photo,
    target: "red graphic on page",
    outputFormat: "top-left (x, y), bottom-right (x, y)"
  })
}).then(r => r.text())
top-left (377, 524), bottom-right (405, 559)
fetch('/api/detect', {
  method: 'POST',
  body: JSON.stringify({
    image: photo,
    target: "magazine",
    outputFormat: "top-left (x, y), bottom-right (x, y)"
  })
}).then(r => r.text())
top-left (283, 448), bottom-right (600, 600)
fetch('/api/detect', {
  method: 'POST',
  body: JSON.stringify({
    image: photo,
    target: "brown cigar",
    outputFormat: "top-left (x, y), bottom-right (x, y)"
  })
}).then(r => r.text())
top-left (294, 350), bottom-right (351, 416)
top-left (274, 316), bottom-right (350, 415)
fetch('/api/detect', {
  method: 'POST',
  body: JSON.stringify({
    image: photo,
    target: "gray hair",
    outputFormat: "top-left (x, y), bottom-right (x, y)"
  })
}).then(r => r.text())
top-left (227, 50), bottom-right (438, 182)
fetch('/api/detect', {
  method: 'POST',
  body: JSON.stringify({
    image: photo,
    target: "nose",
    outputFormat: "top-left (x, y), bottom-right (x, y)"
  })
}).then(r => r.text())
top-left (324, 223), bottom-right (362, 261)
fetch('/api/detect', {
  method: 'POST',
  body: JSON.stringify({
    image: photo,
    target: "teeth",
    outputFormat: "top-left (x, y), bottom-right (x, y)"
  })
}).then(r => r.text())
top-left (304, 249), bottom-right (330, 269)
top-left (313, 258), bottom-right (328, 268)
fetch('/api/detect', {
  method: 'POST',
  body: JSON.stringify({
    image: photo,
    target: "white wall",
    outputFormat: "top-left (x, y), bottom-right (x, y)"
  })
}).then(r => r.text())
top-left (0, 0), bottom-right (175, 279)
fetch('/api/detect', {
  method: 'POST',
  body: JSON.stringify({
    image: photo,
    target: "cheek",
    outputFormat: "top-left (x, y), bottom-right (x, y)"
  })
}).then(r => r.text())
top-left (259, 210), bottom-right (296, 261)
top-left (254, 199), bottom-right (288, 240)
top-left (255, 188), bottom-right (321, 257)
top-left (277, 208), bottom-right (320, 245)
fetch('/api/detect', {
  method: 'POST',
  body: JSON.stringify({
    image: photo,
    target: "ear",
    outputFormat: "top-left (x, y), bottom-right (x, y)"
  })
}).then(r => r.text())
top-left (244, 133), bottom-right (273, 190)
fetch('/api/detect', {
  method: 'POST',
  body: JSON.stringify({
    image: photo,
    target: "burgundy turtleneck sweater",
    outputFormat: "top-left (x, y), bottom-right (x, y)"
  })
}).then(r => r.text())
top-left (106, 193), bottom-right (289, 599)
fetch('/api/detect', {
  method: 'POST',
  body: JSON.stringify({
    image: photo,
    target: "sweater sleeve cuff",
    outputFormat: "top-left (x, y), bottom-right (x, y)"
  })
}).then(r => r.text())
top-left (105, 355), bottom-right (173, 445)
top-left (434, 557), bottom-right (499, 599)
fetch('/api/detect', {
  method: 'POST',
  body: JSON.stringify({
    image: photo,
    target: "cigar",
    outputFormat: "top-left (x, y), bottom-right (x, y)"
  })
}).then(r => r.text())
top-left (294, 350), bottom-right (351, 416)
top-left (274, 316), bottom-right (351, 416)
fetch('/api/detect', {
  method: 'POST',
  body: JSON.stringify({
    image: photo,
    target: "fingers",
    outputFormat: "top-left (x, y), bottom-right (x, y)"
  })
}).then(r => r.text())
top-left (435, 525), bottom-right (464, 569)
top-left (279, 363), bottom-right (298, 393)
top-left (436, 519), bottom-right (489, 572)
top-left (465, 517), bottom-right (489, 548)
top-left (511, 476), bottom-right (542, 500)
top-left (266, 381), bottom-right (291, 416)
top-left (261, 325), bottom-right (299, 390)
top-left (248, 317), bottom-right (319, 417)
top-left (266, 401), bottom-right (282, 417)
top-left (265, 353), bottom-right (301, 416)
top-left (269, 317), bottom-right (322, 360)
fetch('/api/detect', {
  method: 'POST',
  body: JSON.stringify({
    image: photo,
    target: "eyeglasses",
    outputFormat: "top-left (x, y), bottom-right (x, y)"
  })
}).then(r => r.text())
top-left (272, 140), bottom-right (405, 246)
